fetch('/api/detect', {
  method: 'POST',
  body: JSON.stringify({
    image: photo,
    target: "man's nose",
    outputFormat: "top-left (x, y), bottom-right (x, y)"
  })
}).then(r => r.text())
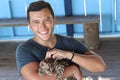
top-left (39, 23), bottom-right (46, 29)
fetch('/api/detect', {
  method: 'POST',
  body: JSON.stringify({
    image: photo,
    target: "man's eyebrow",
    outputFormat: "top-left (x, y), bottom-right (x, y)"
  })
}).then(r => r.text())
top-left (44, 16), bottom-right (51, 19)
top-left (31, 16), bottom-right (52, 22)
top-left (31, 20), bottom-right (39, 22)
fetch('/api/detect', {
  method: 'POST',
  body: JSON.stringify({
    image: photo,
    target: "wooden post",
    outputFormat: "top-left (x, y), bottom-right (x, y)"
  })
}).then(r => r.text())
top-left (84, 23), bottom-right (99, 50)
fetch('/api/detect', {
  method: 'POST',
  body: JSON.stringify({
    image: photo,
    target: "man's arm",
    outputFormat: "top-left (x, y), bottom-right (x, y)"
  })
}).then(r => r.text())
top-left (71, 50), bottom-right (106, 72)
top-left (21, 62), bottom-right (56, 80)
top-left (46, 49), bottom-right (106, 73)
top-left (20, 62), bottom-right (82, 80)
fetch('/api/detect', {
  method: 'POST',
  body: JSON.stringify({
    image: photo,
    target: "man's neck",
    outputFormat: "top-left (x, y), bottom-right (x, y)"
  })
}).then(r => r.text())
top-left (33, 35), bottom-right (56, 48)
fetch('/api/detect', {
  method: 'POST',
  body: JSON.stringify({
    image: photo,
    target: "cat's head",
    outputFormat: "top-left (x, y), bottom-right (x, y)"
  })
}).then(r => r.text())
top-left (39, 61), bottom-right (53, 75)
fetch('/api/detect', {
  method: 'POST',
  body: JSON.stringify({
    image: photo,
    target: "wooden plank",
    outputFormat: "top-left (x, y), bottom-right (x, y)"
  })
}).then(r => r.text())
top-left (0, 15), bottom-right (99, 27)
top-left (0, 15), bottom-right (100, 49)
top-left (56, 16), bottom-right (99, 24)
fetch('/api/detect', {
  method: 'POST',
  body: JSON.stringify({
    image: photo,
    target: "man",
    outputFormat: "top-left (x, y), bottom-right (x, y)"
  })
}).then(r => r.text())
top-left (16, 1), bottom-right (106, 80)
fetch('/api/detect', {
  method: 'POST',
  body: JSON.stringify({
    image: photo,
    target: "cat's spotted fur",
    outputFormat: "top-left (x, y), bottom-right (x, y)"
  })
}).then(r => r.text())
top-left (39, 58), bottom-right (77, 80)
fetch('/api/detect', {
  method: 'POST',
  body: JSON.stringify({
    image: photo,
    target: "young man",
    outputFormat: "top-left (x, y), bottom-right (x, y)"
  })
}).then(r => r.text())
top-left (16, 1), bottom-right (106, 80)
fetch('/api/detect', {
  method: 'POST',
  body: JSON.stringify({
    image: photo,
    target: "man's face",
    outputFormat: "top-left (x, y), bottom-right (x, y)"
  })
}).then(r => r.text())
top-left (28, 8), bottom-right (55, 41)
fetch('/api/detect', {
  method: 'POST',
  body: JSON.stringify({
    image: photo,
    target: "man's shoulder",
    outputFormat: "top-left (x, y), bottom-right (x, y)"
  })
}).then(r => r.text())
top-left (56, 34), bottom-right (74, 41)
top-left (17, 39), bottom-right (33, 50)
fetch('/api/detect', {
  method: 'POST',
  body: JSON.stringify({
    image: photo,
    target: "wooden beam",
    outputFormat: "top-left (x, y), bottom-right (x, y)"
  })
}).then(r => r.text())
top-left (0, 15), bottom-right (100, 50)
top-left (0, 15), bottom-right (99, 27)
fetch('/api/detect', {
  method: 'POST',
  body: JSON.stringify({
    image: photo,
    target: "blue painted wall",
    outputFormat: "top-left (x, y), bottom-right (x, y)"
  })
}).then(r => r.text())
top-left (45, 0), bottom-right (67, 36)
top-left (0, 0), bottom-right (13, 37)
top-left (0, 0), bottom-right (119, 40)
top-left (116, 0), bottom-right (120, 32)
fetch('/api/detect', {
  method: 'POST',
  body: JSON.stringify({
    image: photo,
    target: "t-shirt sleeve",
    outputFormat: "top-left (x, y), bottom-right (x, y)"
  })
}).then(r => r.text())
top-left (16, 42), bottom-right (38, 75)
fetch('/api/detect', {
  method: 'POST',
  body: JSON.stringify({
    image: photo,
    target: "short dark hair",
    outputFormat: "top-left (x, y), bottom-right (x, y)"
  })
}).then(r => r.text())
top-left (27, 0), bottom-right (54, 22)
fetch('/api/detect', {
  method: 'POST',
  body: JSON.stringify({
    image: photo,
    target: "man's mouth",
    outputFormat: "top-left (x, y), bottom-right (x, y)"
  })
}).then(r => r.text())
top-left (39, 31), bottom-right (48, 35)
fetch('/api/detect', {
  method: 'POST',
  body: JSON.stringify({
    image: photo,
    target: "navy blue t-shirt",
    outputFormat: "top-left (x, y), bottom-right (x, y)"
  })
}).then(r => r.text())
top-left (16, 34), bottom-right (89, 74)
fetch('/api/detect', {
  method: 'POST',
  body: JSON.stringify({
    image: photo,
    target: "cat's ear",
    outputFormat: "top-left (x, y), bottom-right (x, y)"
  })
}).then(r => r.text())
top-left (39, 61), bottom-right (49, 69)
top-left (39, 61), bottom-right (45, 67)
top-left (40, 61), bottom-right (47, 67)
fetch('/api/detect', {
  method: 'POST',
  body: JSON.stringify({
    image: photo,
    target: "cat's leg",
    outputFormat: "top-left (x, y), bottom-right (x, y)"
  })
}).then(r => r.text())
top-left (55, 64), bottom-right (65, 80)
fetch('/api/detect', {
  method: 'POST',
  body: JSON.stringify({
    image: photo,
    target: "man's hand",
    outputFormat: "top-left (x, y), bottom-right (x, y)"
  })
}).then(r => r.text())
top-left (45, 48), bottom-right (73, 60)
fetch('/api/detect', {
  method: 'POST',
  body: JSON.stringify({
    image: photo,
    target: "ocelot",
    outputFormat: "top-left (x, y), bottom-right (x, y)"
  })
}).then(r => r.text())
top-left (39, 58), bottom-right (77, 80)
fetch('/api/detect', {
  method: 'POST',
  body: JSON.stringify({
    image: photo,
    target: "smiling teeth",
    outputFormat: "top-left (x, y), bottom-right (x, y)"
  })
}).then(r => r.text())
top-left (40, 31), bottom-right (47, 34)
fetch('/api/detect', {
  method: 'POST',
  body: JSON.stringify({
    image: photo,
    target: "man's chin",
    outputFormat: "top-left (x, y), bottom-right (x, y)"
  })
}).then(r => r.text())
top-left (40, 37), bottom-right (51, 41)
top-left (38, 34), bottom-right (53, 41)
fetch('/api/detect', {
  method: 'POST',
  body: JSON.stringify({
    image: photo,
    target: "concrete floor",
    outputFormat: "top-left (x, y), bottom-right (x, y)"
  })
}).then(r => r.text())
top-left (0, 38), bottom-right (120, 80)
top-left (82, 38), bottom-right (120, 80)
top-left (0, 41), bottom-right (23, 80)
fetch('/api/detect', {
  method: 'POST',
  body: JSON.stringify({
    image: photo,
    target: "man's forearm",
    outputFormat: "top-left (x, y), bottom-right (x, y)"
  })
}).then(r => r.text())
top-left (71, 51), bottom-right (106, 72)
top-left (24, 72), bottom-right (56, 80)
top-left (63, 65), bottom-right (83, 80)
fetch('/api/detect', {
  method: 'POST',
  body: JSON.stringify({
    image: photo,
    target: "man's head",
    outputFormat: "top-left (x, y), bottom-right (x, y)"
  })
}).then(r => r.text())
top-left (27, 1), bottom-right (54, 23)
top-left (27, 1), bottom-right (55, 42)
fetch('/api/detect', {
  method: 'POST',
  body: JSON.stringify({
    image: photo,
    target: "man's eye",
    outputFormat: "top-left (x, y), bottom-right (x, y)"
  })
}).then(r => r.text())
top-left (34, 21), bottom-right (39, 24)
top-left (46, 19), bottom-right (50, 21)
top-left (45, 19), bottom-right (51, 23)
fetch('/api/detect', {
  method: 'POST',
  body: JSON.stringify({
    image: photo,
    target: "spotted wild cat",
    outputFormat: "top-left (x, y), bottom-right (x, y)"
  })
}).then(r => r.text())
top-left (39, 58), bottom-right (77, 80)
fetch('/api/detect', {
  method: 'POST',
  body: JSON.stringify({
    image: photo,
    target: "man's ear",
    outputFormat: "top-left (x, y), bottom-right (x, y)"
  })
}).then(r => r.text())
top-left (53, 17), bottom-right (56, 24)
top-left (27, 22), bottom-right (32, 29)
